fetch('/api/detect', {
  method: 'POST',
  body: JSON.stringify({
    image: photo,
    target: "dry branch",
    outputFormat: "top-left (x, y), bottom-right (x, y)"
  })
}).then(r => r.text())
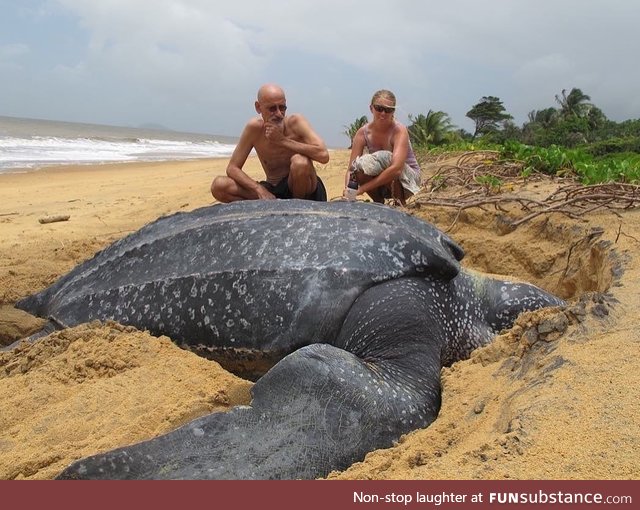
top-left (412, 152), bottom-right (640, 231)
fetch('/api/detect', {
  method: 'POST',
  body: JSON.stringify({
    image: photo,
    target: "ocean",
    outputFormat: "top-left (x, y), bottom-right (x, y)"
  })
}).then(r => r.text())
top-left (0, 115), bottom-right (238, 172)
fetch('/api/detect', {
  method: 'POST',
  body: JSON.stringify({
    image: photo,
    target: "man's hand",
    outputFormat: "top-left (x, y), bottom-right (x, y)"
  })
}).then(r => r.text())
top-left (264, 121), bottom-right (286, 145)
top-left (255, 184), bottom-right (276, 200)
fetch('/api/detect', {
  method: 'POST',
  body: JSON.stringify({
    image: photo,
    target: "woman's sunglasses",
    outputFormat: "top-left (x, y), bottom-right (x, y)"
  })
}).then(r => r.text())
top-left (372, 104), bottom-right (395, 114)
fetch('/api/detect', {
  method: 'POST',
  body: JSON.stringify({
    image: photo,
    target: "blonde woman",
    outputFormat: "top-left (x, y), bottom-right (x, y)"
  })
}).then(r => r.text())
top-left (345, 90), bottom-right (421, 205)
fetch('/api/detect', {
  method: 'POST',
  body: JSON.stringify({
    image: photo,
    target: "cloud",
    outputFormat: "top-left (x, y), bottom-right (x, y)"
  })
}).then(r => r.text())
top-left (0, 43), bottom-right (30, 74)
top-left (2, 0), bottom-right (639, 144)
top-left (54, 0), bottom-right (440, 87)
top-left (57, 0), bottom-right (266, 88)
top-left (0, 43), bottom-right (30, 60)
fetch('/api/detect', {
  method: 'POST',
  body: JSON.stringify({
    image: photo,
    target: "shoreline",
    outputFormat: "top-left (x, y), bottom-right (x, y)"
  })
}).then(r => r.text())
top-left (0, 156), bottom-right (230, 176)
top-left (0, 156), bottom-right (237, 177)
top-left (0, 115), bottom-right (240, 172)
top-left (0, 147), bottom-right (348, 176)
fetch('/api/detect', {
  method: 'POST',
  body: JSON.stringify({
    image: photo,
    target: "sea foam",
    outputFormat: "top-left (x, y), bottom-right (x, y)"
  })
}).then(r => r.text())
top-left (0, 116), bottom-right (237, 172)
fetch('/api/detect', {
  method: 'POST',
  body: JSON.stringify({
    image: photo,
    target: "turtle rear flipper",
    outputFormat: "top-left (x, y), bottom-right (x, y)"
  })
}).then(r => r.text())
top-left (56, 279), bottom-right (445, 480)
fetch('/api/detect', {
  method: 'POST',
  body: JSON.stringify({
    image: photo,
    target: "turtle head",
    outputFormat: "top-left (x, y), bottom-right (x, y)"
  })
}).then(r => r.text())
top-left (482, 277), bottom-right (566, 332)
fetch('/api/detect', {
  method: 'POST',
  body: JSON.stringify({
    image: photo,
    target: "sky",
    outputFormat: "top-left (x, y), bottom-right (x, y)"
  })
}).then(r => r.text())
top-left (1, 0), bottom-right (639, 147)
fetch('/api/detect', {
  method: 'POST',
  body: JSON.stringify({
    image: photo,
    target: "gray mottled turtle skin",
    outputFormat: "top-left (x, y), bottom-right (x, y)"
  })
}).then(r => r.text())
top-left (15, 199), bottom-right (565, 480)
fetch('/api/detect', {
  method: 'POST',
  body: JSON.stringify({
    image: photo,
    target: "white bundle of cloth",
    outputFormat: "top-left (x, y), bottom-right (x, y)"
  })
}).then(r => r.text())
top-left (351, 150), bottom-right (421, 194)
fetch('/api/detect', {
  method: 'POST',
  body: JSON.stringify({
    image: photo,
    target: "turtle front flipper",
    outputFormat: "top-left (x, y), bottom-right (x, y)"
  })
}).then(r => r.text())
top-left (56, 279), bottom-right (446, 480)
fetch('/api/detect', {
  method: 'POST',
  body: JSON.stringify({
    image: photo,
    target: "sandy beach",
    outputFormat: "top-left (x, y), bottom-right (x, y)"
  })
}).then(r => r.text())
top-left (0, 151), bottom-right (638, 480)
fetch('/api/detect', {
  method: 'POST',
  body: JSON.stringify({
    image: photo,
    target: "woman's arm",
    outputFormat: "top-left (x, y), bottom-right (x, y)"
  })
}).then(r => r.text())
top-left (358, 124), bottom-right (409, 194)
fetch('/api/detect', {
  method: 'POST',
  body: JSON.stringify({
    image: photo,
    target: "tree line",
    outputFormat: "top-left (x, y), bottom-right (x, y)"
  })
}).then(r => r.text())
top-left (344, 88), bottom-right (640, 157)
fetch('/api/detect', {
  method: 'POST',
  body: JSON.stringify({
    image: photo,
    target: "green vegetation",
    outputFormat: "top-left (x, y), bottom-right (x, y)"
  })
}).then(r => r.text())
top-left (474, 174), bottom-right (503, 192)
top-left (465, 96), bottom-right (513, 140)
top-left (342, 87), bottom-right (640, 183)
top-left (407, 110), bottom-right (456, 146)
top-left (416, 140), bottom-right (640, 185)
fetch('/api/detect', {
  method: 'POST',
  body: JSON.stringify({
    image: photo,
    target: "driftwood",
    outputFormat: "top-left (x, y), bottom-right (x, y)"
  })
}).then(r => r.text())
top-left (38, 215), bottom-right (70, 224)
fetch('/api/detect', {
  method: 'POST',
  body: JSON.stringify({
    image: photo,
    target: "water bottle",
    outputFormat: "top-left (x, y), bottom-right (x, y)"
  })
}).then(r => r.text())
top-left (344, 171), bottom-right (358, 201)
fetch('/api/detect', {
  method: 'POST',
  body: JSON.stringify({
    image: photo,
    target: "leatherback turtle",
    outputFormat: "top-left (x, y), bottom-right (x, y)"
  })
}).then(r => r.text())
top-left (16, 199), bottom-right (564, 479)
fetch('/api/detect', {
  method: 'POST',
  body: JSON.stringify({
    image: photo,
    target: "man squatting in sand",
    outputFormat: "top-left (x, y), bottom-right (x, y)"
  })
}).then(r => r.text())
top-left (211, 84), bottom-right (330, 202)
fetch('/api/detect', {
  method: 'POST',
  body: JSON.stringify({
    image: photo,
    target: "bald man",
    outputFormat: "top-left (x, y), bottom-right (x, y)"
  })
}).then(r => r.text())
top-left (211, 84), bottom-right (330, 202)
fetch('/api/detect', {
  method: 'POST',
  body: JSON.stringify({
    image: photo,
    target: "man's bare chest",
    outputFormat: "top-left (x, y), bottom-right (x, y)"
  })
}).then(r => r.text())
top-left (256, 143), bottom-right (295, 168)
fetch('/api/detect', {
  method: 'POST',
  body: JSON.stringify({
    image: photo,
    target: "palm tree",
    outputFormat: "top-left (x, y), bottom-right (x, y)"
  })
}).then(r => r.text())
top-left (408, 110), bottom-right (455, 147)
top-left (554, 88), bottom-right (592, 118)
top-left (586, 106), bottom-right (608, 130)
top-left (527, 107), bottom-right (558, 128)
top-left (343, 116), bottom-right (368, 148)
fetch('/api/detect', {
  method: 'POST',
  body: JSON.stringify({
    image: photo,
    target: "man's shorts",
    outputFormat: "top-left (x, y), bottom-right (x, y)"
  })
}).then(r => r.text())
top-left (260, 176), bottom-right (327, 201)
